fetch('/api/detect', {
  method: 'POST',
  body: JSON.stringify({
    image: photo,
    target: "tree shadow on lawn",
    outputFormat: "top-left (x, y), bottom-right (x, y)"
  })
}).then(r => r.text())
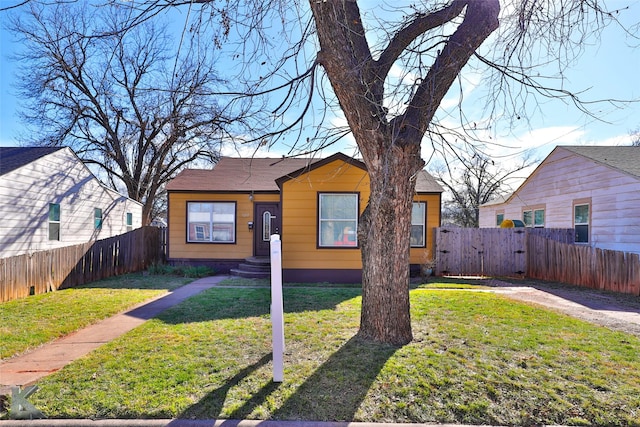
top-left (176, 335), bottom-right (398, 422)
top-left (155, 287), bottom-right (363, 324)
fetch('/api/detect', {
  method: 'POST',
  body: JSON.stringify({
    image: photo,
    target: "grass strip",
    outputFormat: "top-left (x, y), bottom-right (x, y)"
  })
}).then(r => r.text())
top-left (25, 287), bottom-right (640, 426)
top-left (0, 273), bottom-right (192, 359)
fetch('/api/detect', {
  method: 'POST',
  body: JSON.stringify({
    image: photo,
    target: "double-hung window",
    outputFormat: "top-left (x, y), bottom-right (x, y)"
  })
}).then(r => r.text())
top-left (574, 204), bottom-right (589, 243)
top-left (411, 202), bottom-right (426, 247)
top-left (49, 203), bottom-right (61, 241)
top-left (187, 202), bottom-right (236, 243)
top-left (496, 212), bottom-right (505, 227)
top-left (126, 213), bottom-right (133, 232)
top-left (318, 193), bottom-right (358, 247)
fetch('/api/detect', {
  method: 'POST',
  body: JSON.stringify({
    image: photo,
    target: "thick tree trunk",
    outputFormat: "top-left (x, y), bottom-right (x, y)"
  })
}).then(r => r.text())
top-left (309, 0), bottom-right (499, 345)
top-left (357, 146), bottom-right (423, 345)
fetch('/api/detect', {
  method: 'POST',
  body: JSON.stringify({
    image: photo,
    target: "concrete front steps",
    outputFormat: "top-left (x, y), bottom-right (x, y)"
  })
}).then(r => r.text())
top-left (230, 256), bottom-right (271, 279)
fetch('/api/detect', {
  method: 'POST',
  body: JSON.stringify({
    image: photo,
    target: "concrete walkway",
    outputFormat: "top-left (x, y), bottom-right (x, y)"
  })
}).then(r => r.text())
top-left (0, 276), bottom-right (228, 392)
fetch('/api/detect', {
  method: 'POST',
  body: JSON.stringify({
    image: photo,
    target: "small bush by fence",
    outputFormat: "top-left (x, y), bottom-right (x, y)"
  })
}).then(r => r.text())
top-left (0, 226), bottom-right (164, 303)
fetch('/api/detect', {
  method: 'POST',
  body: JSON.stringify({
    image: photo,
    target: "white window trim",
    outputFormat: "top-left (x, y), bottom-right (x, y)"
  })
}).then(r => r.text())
top-left (187, 202), bottom-right (236, 243)
top-left (574, 202), bottom-right (590, 244)
top-left (411, 202), bottom-right (426, 248)
top-left (49, 203), bottom-right (61, 241)
top-left (318, 193), bottom-right (359, 248)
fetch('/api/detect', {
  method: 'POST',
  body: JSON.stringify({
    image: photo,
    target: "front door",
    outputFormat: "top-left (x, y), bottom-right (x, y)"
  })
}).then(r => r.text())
top-left (254, 202), bottom-right (281, 256)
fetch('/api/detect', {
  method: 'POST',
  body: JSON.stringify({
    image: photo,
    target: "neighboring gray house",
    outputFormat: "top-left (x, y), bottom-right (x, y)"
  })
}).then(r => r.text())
top-left (479, 146), bottom-right (640, 254)
top-left (0, 146), bottom-right (143, 258)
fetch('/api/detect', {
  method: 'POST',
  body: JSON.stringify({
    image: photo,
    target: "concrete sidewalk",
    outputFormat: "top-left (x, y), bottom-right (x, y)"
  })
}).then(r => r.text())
top-left (0, 276), bottom-right (229, 392)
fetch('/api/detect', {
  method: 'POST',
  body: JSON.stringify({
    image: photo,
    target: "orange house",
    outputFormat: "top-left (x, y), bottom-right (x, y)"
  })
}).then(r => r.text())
top-left (166, 152), bottom-right (443, 282)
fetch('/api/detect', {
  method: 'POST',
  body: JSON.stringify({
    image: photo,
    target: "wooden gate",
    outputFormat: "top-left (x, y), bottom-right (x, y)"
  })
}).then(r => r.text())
top-left (435, 227), bottom-right (528, 277)
top-left (434, 228), bottom-right (574, 277)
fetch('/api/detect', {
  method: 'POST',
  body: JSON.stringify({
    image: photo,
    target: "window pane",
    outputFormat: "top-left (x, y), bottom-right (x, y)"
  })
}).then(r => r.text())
top-left (263, 211), bottom-right (271, 241)
top-left (522, 210), bottom-right (532, 227)
top-left (575, 205), bottom-right (589, 224)
top-left (410, 225), bottom-right (424, 247)
top-left (94, 208), bottom-right (103, 229)
top-left (575, 224), bottom-right (589, 243)
top-left (190, 223), bottom-right (209, 241)
top-left (320, 194), bottom-right (357, 220)
top-left (411, 202), bottom-right (425, 224)
top-left (212, 223), bottom-right (234, 241)
top-left (320, 221), bottom-right (357, 246)
top-left (49, 203), bottom-right (60, 221)
top-left (126, 213), bottom-right (133, 226)
top-left (496, 214), bottom-right (504, 226)
top-left (49, 223), bottom-right (60, 241)
top-left (534, 209), bottom-right (545, 227)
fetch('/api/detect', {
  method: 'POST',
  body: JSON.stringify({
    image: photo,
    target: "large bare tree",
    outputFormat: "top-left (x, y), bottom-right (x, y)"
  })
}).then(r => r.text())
top-left (5, 0), bottom-right (636, 344)
top-left (433, 151), bottom-right (537, 227)
top-left (8, 2), bottom-right (254, 224)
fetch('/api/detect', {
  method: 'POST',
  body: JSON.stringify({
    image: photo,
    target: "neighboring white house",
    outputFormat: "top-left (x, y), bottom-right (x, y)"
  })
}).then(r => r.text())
top-left (479, 146), bottom-right (640, 254)
top-left (0, 146), bottom-right (143, 258)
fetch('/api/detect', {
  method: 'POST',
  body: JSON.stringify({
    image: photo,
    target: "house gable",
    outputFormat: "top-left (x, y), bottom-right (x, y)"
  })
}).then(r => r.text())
top-left (275, 152), bottom-right (367, 188)
top-left (478, 146), bottom-right (640, 254)
top-left (0, 147), bottom-right (142, 258)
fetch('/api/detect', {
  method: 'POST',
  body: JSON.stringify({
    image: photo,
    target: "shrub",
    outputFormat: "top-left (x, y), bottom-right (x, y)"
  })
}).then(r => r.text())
top-left (183, 265), bottom-right (215, 278)
top-left (148, 263), bottom-right (214, 278)
top-left (148, 263), bottom-right (176, 275)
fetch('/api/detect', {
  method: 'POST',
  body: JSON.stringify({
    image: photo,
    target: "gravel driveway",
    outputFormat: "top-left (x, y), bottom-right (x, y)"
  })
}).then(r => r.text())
top-left (487, 279), bottom-right (640, 338)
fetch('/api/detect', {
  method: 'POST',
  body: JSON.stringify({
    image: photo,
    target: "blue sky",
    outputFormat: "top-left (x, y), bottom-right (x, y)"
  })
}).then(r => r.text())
top-left (1, 0), bottom-right (639, 167)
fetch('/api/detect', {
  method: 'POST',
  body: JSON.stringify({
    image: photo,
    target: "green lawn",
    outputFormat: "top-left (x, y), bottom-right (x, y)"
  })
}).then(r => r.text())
top-left (0, 273), bottom-right (193, 359)
top-left (18, 285), bottom-right (640, 426)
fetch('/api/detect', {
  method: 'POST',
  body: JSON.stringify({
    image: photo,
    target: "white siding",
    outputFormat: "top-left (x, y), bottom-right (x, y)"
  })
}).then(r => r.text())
top-left (479, 147), bottom-right (640, 254)
top-left (0, 148), bottom-right (143, 258)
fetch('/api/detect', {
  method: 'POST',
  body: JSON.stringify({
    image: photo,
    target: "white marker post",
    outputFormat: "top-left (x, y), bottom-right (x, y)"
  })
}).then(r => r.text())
top-left (270, 234), bottom-right (285, 382)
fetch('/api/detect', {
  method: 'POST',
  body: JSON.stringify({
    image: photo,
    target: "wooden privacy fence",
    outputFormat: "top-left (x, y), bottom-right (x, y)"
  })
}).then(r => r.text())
top-left (0, 226), bottom-right (164, 303)
top-left (434, 227), bottom-right (575, 278)
top-left (528, 234), bottom-right (640, 296)
top-left (435, 227), bottom-right (640, 296)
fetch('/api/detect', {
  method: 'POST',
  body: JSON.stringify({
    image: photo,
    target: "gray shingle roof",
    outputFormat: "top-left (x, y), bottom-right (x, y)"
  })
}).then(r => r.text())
top-left (562, 146), bottom-right (640, 178)
top-left (0, 147), bottom-right (65, 176)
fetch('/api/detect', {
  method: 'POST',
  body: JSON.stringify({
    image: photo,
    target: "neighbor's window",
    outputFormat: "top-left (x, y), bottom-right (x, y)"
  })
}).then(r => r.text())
top-left (318, 193), bottom-right (358, 247)
top-left (94, 208), bottom-right (103, 230)
top-left (496, 213), bottom-right (504, 227)
top-left (49, 203), bottom-right (60, 241)
top-left (126, 212), bottom-right (133, 232)
top-left (523, 209), bottom-right (545, 228)
top-left (574, 204), bottom-right (589, 243)
top-left (411, 202), bottom-right (426, 247)
top-left (187, 202), bottom-right (236, 243)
